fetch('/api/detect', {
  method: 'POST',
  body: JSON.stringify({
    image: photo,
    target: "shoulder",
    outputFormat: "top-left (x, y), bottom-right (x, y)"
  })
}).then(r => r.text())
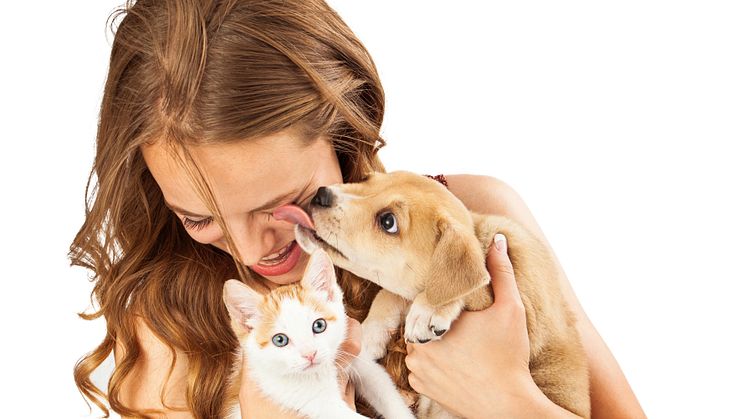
top-left (444, 174), bottom-right (544, 239)
top-left (444, 174), bottom-right (514, 214)
top-left (114, 316), bottom-right (194, 418)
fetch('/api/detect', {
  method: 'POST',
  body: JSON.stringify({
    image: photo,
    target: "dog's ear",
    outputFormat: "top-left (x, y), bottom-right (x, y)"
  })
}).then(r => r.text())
top-left (424, 216), bottom-right (491, 307)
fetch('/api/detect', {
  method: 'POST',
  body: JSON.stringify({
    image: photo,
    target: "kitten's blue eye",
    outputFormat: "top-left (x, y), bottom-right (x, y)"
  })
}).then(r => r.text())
top-left (312, 319), bottom-right (327, 334)
top-left (272, 333), bottom-right (289, 347)
top-left (378, 211), bottom-right (398, 234)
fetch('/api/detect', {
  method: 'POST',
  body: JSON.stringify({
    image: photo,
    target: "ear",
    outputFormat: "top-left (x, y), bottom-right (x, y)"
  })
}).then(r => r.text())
top-left (424, 216), bottom-right (491, 307)
top-left (223, 279), bottom-right (262, 333)
top-left (301, 249), bottom-right (338, 301)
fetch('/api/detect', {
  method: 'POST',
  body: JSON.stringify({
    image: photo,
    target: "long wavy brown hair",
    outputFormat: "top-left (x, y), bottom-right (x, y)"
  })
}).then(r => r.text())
top-left (70, 1), bottom-right (411, 418)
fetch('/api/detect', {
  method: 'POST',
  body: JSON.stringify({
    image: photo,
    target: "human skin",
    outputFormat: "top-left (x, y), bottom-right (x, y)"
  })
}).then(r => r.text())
top-left (130, 129), bottom-right (645, 418)
top-left (442, 176), bottom-right (647, 419)
top-left (406, 235), bottom-right (582, 418)
top-left (139, 132), bottom-right (359, 418)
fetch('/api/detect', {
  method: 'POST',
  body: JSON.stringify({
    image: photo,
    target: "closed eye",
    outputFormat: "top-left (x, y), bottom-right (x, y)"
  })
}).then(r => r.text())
top-left (180, 192), bottom-right (315, 231)
top-left (182, 216), bottom-right (213, 231)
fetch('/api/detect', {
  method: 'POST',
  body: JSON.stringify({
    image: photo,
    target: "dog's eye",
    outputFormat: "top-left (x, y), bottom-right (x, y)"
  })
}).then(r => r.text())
top-left (378, 211), bottom-right (398, 234)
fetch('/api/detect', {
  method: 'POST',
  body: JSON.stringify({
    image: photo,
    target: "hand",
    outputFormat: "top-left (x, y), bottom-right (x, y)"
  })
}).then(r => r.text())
top-left (405, 234), bottom-right (573, 419)
top-left (239, 316), bottom-right (362, 417)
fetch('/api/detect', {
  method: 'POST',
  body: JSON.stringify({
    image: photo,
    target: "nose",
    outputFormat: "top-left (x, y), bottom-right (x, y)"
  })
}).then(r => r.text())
top-left (302, 350), bottom-right (317, 363)
top-left (228, 217), bottom-right (281, 265)
top-left (311, 187), bottom-right (334, 208)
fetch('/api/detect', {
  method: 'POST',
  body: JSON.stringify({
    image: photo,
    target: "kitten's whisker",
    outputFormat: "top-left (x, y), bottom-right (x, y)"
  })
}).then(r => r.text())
top-left (339, 362), bottom-right (362, 385)
top-left (336, 349), bottom-right (358, 358)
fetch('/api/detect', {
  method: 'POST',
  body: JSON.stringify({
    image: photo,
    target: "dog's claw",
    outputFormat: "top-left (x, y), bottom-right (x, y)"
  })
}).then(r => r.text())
top-left (417, 338), bottom-right (431, 344)
top-left (433, 328), bottom-right (447, 336)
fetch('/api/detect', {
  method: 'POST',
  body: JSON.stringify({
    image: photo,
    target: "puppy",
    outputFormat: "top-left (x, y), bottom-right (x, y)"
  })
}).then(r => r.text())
top-left (293, 171), bottom-right (590, 418)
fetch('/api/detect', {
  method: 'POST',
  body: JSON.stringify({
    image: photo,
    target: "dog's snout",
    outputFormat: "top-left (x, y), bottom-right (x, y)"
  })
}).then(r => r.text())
top-left (311, 187), bottom-right (334, 208)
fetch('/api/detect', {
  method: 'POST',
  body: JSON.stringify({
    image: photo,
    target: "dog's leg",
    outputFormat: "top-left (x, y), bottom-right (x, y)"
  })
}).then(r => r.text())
top-left (416, 396), bottom-right (430, 418)
top-left (405, 294), bottom-right (463, 343)
top-left (361, 289), bottom-right (408, 360)
top-left (417, 397), bottom-right (461, 419)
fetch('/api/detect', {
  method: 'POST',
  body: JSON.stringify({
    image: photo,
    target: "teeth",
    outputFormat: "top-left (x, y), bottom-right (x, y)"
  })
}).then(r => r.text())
top-left (259, 257), bottom-right (286, 266)
top-left (262, 250), bottom-right (283, 260)
top-left (260, 242), bottom-right (293, 263)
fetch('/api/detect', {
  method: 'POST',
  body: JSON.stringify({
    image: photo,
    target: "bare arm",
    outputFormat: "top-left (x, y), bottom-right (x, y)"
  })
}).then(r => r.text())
top-left (446, 174), bottom-right (646, 418)
top-left (114, 316), bottom-right (194, 419)
top-left (115, 317), bottom-right (304, 419)
top-left (238, 375), bottom-right (306, 419)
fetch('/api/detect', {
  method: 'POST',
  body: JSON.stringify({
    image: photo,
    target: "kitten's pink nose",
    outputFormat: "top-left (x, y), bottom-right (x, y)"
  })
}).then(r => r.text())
top-left (303, 351), bottom-right (317, 363)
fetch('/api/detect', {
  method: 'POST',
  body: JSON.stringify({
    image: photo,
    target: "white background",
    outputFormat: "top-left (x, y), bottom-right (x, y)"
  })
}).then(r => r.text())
top-left (1, 1), bottom-right (744, 418)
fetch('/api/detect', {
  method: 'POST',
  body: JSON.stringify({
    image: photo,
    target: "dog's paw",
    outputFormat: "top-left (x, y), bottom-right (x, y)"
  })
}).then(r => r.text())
top-left (404, 301), bottom-right (439, 344)
top-left (429, 301), bottom-right (463, 337)
top-left (428, 313), bottom-right (451, 337)
top-left (404, 299), bottom-right (464, 344)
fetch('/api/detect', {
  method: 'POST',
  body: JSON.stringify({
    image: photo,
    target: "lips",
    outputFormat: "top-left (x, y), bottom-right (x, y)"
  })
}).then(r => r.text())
top-left (249, 204), bottom-right (317, 277)
top-left (259, 241), bottom-right (295, 264)
top-left (250, 241), bottom-right (302, 277)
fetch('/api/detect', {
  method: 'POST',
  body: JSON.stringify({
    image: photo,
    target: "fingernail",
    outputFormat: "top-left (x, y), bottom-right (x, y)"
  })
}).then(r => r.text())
top-left (494, 233), bottom-right (507, 253)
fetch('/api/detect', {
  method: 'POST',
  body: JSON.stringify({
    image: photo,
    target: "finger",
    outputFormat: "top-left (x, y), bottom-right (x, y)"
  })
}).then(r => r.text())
top-left (487, 233), bottom-right (522, 307)
top-left (407, 371), bottom-right (422, 393)
top-left (404, 353), bottom-right (415, 372)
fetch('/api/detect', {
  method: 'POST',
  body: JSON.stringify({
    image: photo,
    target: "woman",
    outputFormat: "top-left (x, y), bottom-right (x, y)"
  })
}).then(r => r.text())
top-left (71, 0), bottom-right (645, 418)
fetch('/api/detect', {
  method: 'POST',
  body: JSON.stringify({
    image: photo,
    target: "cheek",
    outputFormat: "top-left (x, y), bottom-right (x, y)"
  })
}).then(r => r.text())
top-left (346, 216), bottom-right (385, 257)
top-left (321, 326), bottom-right (345, 349)
top-left (275, 347), bottom-right (295, 366)
top-left (334, 206), bottom-right (368, 241)
top-left (256, 345), bottom-right (293, 367)
top-left (184, 226), bottom-right (225, 246)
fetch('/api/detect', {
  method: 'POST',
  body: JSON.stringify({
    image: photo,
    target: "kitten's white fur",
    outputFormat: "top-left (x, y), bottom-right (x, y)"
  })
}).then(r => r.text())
top-left (224, 250), bottom-right (414, 419)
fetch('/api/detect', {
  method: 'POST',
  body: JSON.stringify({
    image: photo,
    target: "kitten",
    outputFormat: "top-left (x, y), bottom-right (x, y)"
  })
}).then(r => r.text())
top-left (222, 249), bottom-right (415, 419)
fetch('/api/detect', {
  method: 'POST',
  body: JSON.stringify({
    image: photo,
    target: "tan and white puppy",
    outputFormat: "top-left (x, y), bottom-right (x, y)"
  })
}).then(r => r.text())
top-left (294, 171), bottom-right (590, 419)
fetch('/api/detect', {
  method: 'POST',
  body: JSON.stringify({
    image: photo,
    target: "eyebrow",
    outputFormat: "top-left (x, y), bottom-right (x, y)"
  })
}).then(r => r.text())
top-left (165, 189), bottom-right (303, 218)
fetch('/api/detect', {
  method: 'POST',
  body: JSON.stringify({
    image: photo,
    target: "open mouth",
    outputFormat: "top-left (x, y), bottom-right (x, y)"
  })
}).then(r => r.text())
top-left (258, 241), bottom-right (295, 265)
top-left (295, 225), bottom-right (348, 261)
top-left (250, 240), bottom-right (303, 277)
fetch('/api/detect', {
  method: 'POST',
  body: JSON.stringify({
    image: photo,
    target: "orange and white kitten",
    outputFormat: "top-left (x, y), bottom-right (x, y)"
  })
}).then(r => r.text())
top-left (223, 249), bottom-right (415, 419)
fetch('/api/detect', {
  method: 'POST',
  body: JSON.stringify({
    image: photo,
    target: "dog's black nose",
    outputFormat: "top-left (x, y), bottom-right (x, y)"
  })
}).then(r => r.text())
top-left (311, 187), bottom-right (334, 208)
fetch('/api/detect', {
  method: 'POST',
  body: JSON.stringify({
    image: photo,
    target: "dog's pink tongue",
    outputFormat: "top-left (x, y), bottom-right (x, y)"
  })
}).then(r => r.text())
top-left (273, 204), bottom-right (315, 230)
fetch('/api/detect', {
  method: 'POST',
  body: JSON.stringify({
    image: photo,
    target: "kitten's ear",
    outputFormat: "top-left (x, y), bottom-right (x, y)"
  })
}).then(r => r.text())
top-left (223, 279), bottom-right (262, 333)
top-left (301, 249), bottom-right (337, 301)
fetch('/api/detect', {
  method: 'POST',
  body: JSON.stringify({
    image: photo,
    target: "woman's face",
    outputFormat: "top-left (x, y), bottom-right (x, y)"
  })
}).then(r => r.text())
top-left (141, 129), bottom-right (343, 287)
